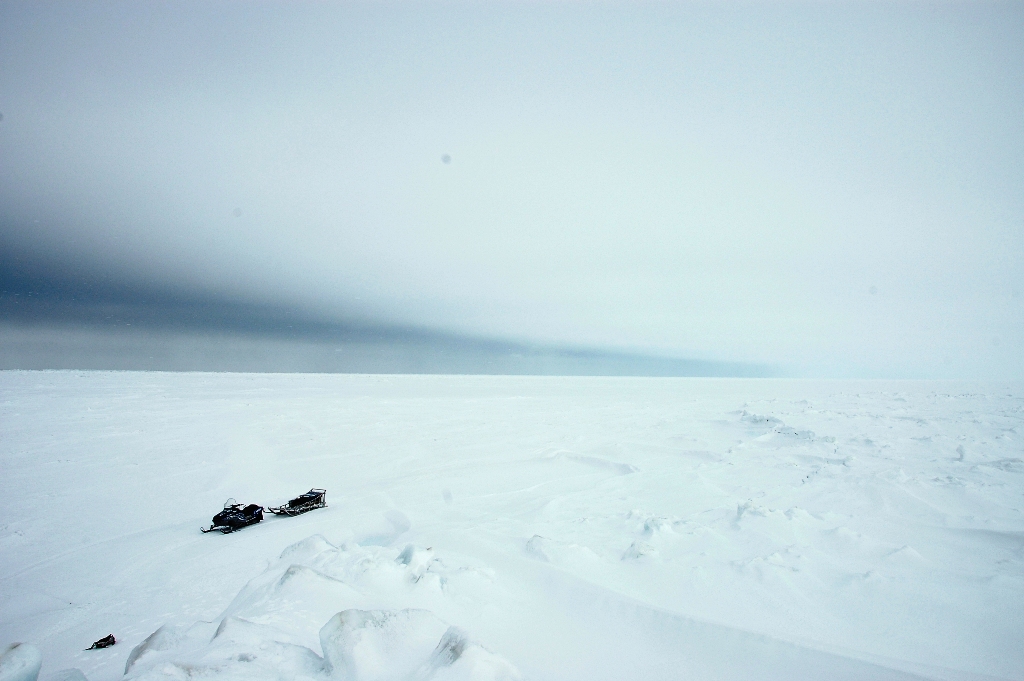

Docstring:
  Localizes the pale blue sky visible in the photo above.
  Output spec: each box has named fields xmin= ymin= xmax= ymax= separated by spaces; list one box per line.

xmin=1 ymin=1 xmax=1022 ymax=377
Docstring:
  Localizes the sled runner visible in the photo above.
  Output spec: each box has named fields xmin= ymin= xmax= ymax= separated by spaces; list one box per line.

xmin=202 ymin=499 xmax=264 ymax=533
xmin=86 ymin=634 xmax=116 ymax=650
xmin=268 ymin=488 xmax=327 ymax=516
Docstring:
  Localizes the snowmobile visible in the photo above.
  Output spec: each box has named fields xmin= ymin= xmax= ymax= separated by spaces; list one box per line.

xmin=268 ymin=488 xmax=327 ymax=516
xmin=201 ymin=499 xmax=264 ymax=533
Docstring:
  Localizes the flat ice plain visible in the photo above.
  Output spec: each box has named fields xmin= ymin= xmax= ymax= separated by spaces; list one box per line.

xmin=1 ymin=372 xmax=1021 ymax=681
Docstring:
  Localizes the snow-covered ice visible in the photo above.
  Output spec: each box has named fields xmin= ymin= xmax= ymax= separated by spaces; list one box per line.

xmin=1 ymin=372 xmax=1022 ymax=680
xmin=0 ymin=643 xmax=43 ymax=681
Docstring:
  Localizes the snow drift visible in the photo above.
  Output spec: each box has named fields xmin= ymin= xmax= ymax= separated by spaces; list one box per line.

xmin=122 ymin=536 xmax=520 ymax=681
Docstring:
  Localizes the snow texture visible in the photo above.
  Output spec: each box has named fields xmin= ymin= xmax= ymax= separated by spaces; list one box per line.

xmin=40 ymin=672 xmax=86 ymax=681
xmin=1 ymin=372 xmax=1023 ymax=681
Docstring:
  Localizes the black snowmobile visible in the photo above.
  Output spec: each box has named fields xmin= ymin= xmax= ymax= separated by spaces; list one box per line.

xmin=202 ymin=498 xmax=264 ymax=534
xmin=268 ymin=488 xmax=327 ymax=516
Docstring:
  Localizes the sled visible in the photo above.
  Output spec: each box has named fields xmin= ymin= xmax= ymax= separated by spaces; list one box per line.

xmin=202 ymin=499 xmax=264 ymax=534
xmin=268 ymin=488 xmax=327 ymax=517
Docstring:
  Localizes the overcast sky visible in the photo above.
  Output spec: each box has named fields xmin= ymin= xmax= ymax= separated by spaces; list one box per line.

xmin=1 ymin=1 xmax=1022 ymax=378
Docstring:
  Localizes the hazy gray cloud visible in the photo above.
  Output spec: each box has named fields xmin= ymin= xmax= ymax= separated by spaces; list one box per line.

xmin=0 ymin=242 xmax=767 ymax=375
xmin=1 ymin=1 xmax=1021 ymax=377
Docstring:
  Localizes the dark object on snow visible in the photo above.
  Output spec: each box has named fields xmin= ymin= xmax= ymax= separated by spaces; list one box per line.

xmin=86 ymin=634 xmax=116 ymax=650
xmin=268 ymin=488 xmax=327 ymax=516
xmin=201 ymin=498 xmax=264 ymax=533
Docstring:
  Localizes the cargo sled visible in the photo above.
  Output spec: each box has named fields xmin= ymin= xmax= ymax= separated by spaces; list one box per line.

xmin=202 ymin=499 xmax=264 ymax=534
xmin=268 ymin=488 xmax=327 ymax=516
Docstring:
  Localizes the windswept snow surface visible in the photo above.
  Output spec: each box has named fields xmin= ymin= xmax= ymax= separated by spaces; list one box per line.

xmin=0 ymin=372 xmax=1022 ymax=681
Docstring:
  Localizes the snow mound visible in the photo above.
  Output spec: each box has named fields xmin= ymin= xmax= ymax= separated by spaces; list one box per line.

xmin=0 ymin=644 xmax=42 ymax=681
xmin=415 ymin=627 xmax=521 ymax=681
xmin=626 ymin=510 xmax=682 ymax=539
xmin=319 ymin=611 xmax=519 ymax=681
xmin=124 ymin=537 xmax=518 ymax=681
xmin=739 ymin=410 xmax=782 ymax=427
xmin=320 ymin=609 xmax=447 ymax=679
xmin=125 ymin=625 xmax=186 ymax=674
xmin=622 ymin=540 xmax=657 ymax=560
xmin=280 ymin=534 xmax=337 ymax=563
